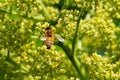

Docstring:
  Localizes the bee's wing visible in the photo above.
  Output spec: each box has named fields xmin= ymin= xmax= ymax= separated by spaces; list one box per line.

xmin=55 ymin=34 xmax=64 ymax=42
xmin=40 ymin=36 xmax=46 ymax=41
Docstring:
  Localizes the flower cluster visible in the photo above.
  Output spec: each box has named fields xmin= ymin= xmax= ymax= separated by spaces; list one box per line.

xmin=0 ymin=0 xmax=120 ymax=80
xmin=84 ymin=53 xmax=120 ymax=79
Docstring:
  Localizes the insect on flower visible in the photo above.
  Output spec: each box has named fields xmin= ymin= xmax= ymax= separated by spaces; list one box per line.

xmin=41 ymin=27 xmax=64 ymax=49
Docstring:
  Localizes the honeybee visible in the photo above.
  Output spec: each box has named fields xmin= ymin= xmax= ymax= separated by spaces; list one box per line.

xmin=41 ymin=27 xmax=64 ymax=49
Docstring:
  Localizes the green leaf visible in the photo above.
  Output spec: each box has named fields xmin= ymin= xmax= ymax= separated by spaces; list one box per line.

xmin=11 ymin=5 xmax=17 ymax=11
xmin=36 ymin=38 xmax=44 ymax=47
xmin=0 ymin=0 xmax=5 ymax=3
xmin=8 ymin=14 xmax=19 ymax=19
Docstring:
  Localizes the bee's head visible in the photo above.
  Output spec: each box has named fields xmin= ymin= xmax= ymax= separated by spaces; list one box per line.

xmin=45 ymin=27 xmax=51 ymax=30
xmin=45 ymin=27 xmax=52 ymax=37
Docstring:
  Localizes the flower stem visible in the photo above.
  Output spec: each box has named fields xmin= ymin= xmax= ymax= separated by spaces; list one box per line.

xmin=70 ymin=7 xmax=87 ymax=79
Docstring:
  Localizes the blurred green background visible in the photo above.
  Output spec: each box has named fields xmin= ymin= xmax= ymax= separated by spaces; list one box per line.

xmin=0 ymin=0 xmax=120 ymax=80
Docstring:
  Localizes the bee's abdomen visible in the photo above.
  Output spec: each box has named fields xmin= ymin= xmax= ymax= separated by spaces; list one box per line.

xmin=46 ymin=41 xmax=53 ymax=49
xmin=45 ymin=37 xmax=54 ymax=49
xmin=46 ymin=41 xmax=53 ymax=46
